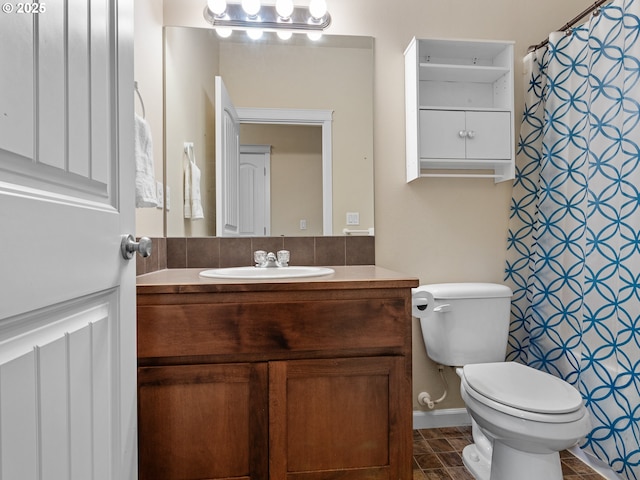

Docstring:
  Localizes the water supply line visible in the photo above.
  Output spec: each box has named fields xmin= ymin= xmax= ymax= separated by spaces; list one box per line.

xmin=417 ymin=364 xmax=448 ymax=409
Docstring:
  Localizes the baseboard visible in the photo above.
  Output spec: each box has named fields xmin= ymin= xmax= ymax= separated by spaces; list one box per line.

xmin=413 ymin=408 xmax=471 ymax=430
xmin=568 ymin=445 xmax=621 ymax=480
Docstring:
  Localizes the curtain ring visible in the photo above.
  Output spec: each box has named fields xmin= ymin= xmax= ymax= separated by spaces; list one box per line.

xmin=592 ymin=7 xmax=601 ymax=16
xmin=564 ymin=28 xmax=573 ymax=36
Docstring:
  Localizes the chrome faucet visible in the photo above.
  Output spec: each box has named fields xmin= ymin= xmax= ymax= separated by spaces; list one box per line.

xmin=254 ymin=250 xmax=290 ymax=268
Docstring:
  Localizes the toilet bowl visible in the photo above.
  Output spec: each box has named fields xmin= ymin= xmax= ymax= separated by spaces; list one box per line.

xmin=412 ymin=283 xmax=592 ymax=480
xmin=459 ymin=362 xmax=591 ymax=480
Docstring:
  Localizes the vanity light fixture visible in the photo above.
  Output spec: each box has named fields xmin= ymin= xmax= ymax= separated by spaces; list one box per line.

xmin=207 ymin=0 xmax=227 ymax=15
xmin=203 ymin=0 xmax=331 ymax=39
xmin=275 ymin=0 xmax=294 ymax=19
xmin=241 ymin=0 xmax=261 ymax=17
xmin=277 ymin=30 xmax=293 ymax=40
xmin=308 ymin=0 xmax=327 ymax=20
xmin=247 ymin=28 xmax=264 ymax=40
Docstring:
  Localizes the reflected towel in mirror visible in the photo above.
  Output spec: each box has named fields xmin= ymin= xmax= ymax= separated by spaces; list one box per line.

xmin=183 ymin=144 xmax=204 ymax=219
xmin=135 ymin=113 xmax=158 ymax=208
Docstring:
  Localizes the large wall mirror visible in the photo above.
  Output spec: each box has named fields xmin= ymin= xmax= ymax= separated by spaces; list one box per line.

xmin=164 ymin=27 xmax=374 ymax=237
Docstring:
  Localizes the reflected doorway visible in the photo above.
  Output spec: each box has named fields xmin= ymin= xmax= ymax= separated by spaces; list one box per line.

xmin=240 ymin=124 xmax=323 ymax=237
xmin=239 ymin=144 xmax=270 ymax=236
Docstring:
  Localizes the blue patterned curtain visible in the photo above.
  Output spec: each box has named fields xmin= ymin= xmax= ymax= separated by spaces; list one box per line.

xmin=505 ymin=0 xmax=640 ymax=478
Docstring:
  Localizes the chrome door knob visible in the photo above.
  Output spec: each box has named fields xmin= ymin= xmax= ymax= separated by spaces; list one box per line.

xmin=121 ymin=234 xmax=152 ymax=260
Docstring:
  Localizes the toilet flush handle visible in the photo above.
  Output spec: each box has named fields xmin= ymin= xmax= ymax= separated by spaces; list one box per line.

xmin=433 ymin=304 xmax=451 ymax=313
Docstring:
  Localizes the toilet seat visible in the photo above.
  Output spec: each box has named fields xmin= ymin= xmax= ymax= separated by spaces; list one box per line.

xmin=462 ymin=362 xmax=586 ymax=423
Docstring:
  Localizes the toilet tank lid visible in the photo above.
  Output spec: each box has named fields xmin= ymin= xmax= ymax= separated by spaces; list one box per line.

xmin=413 ymin=283 xmax=513 ymax=299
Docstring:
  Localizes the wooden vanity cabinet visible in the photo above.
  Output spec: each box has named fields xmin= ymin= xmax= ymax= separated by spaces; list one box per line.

xmin=136 ymin=269 xmax=417 ymax=480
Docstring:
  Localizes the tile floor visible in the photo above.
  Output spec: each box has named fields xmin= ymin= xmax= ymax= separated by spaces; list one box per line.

xmin=413 ymin=427 xmax=605 ymax=480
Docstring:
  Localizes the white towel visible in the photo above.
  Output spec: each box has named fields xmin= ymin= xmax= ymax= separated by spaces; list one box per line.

xmin=183 ymin=145 xmax=204 ymax=219
xmin=134 ymin=114 xmax=158 ymax=208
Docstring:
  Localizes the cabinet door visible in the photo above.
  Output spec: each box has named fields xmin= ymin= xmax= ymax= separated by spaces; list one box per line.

xmin=138 ymin=363 xmax=268 ymax=480
xmin=419 ymin=110 xmax=466 ymax=159
xmin=269 ymin=356 xmax=410 ymax=480
xmin=419 ymin=110 xmax=511 ymax=161
xmin=465 ymin=111 xmax=511 ymax=160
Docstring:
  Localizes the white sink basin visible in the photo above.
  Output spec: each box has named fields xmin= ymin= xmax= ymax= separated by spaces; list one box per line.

xmin=199 ymin=266 xmax=335 ymax=279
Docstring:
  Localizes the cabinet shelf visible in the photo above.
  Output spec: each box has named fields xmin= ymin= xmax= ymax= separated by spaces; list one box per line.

xmin=419 ymin=63 xmax=510 ymax=83
xmin=419 ymin=158 xmax=514 ymax=182
xmin=420 ymin=105 xmax=510 ymax=112
xmin=421 ymin=158 xmax=513 ymax=165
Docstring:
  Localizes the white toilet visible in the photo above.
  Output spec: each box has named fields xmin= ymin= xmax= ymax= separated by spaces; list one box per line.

xmin=413 ymin=283 xmax=591 ymax=480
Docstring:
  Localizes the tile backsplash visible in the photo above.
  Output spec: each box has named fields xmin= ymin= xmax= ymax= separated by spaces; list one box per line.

xmin=137 ymin=236 xmax=375 ymax=275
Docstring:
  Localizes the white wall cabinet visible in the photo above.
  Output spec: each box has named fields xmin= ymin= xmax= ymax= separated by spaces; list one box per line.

xmin=405 ymin=38 xmax=515 ymax=182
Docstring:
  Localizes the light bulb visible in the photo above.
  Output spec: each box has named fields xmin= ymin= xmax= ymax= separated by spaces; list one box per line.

xmin=207 ymin=0 xmax=227 ymax=16
xmin=215 ymin=27 xmax=233 ymax=38
xmin=277 ymin=30 xmax=293 ymax=40
xmin=247 ymin=28 xmax=263 ymax=40
xmin=241 ymin=0 xmax=261 ymax=16
xmin=309 ymin=0 xmax=327 ymax=19
xmin=307 ymin=31 xmax=322 ymax=41
xmin=275 ymin=0 xmax=294 ymax=19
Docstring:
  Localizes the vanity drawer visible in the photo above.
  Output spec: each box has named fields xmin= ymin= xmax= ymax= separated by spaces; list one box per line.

xmin=137 ymin=297 xmax=408 ymax=360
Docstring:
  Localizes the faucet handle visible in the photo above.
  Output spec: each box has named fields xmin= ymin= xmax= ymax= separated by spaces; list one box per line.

xmin=277 ymin=250 xmax=290 ymax=267
xmin=254 ymin=250 xmax=267 ymax=266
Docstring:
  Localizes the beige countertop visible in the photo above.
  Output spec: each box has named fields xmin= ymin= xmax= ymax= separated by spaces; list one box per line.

xmin=137 ymin=265 xmax=419 ymax=294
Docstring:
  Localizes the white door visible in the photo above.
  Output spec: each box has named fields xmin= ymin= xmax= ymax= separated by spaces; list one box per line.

xmin=239 ymin=145 xmax=271 ymax=236
xmin=215 ymin=76 xmax=240 ymax=237
xmin=0 ymin=1 xmax=137 ymax=479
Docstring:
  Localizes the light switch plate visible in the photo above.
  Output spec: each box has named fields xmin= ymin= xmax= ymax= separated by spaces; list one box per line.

xmin=346 ymin=212 xmax=360 ymax=225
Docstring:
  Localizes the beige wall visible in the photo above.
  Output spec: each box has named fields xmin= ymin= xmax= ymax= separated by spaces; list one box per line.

xmin=164 ymin=26 xmax=219 ymax=237
xmin=133 ymin=0 xmax=164 ymax=236
xmin=136 ymin=0 xmax=597 ymax=411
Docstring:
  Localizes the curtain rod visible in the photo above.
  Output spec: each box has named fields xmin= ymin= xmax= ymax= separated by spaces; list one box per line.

xmin=527 ymin=0 xmax=612 ymax=52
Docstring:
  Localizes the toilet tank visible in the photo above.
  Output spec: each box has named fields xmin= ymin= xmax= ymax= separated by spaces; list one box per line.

xmin=413 ymin=283 xmax=513 ymax=366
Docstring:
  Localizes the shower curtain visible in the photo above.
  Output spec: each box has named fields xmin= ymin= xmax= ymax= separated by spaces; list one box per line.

xmin=505 ymin=0 xmax=640 ymax=478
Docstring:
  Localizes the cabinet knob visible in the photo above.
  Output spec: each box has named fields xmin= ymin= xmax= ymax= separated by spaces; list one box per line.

xmin=458 ymin=130 xmax=467 ymax=138
xmin=466 ymin=130 xmax=476 ymax=139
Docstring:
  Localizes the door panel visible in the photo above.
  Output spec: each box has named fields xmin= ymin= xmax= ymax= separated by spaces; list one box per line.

xmin=465 ymin=111 xmax=512 ymax=159
xmin=138 ymin=363 xmax=269 ymax=480
xmin=0 ymin=293 xmax=116 ymax=480
xmin=419 ymin=110 xmax=465 ymax=159
xmin=0 ymin=1 xmax=136 ymax=478
xmin=240 ymin=146 xmax=270 ymax=236
xmin=215 ymin=76 xmax=240 ymax=236
xmin=270 ymin=357 xmax=403 ymax=480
